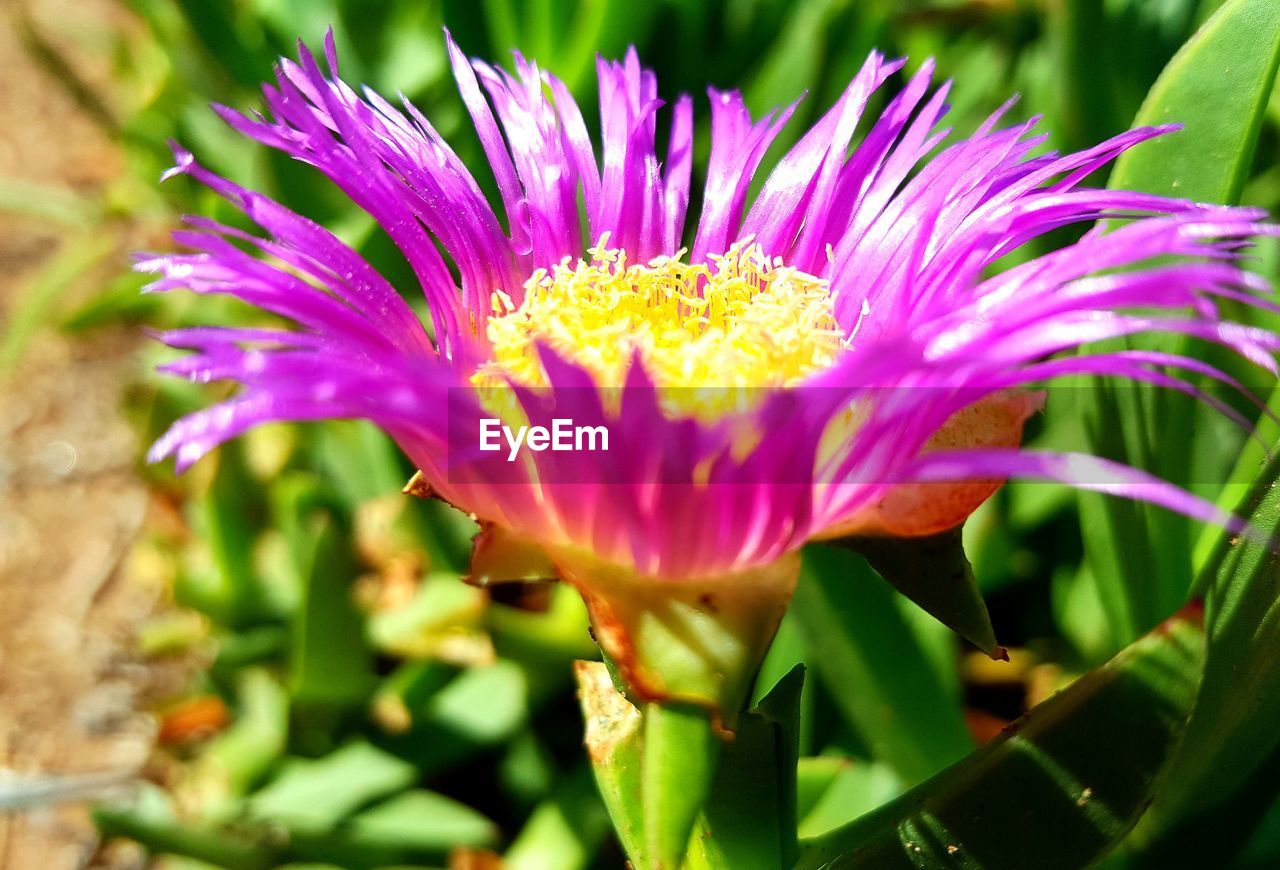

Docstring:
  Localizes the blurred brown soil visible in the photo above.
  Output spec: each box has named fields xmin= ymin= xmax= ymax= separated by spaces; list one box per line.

xmin=0 ymin=1 xmax=167 ymax=866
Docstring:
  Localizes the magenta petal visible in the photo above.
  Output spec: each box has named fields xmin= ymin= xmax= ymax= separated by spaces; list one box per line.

xmin=691 ymin=89 xmax=797 ymax=263
xmin=902 ymin=449 xmax=1249 ymax=536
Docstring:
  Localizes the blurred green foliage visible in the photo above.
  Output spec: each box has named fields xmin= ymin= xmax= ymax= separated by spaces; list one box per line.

xmin=5 ymin=0 xmax=1278 ymax=866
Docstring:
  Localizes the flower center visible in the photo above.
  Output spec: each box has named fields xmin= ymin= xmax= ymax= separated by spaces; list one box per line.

xmin=473 ymin=239 xmax=843 ymax=417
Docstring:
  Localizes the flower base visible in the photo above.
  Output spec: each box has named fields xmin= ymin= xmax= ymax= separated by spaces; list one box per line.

xmin=555 ymin=550 xmax=802 ymax=725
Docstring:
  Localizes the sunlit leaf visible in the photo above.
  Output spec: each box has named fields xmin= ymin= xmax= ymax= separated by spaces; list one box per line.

xmin=504 ymin=765 xmax=611 ymax=870
xmin=247 ymin=741 xmax=417 ymax=828
xmin=202 ymin=668 xmax=289 ymax=800
xmin=94 ymin=784 xmax=276 ymax=869
xmin=1109 ymin=0 xmax=1280 ymax=204
xmin=791 ymin=545 xmax=974 ymax=785
xmin=1080 ymin=0 xmax=1280 ymax=644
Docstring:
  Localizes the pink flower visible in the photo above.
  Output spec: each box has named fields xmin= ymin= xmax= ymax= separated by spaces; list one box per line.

xmin=145 ymin=32 xmax=1277 ymax=710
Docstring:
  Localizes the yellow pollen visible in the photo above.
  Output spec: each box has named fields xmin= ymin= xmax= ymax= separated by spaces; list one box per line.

xmin=473 ymin=238 xmax=843 ymax=418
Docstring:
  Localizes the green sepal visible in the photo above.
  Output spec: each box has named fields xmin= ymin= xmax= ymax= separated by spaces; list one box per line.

xmin=834 ymin=526 xmax=1003 ymax=659
xmin=575 ymin=659 xmax=649 ymax=866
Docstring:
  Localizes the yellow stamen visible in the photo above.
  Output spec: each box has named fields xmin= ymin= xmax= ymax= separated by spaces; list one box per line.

xmin=473 ymin=238 xmax=843 ymax=418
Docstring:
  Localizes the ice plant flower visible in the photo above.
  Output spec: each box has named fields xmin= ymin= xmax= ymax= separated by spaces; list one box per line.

xmin=146 ymin=32 xmax=1279 ymax=717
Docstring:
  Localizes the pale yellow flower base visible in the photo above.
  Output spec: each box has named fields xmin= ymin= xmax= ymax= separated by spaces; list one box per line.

xmin=553 ymin=548 xmax=801 ymax=726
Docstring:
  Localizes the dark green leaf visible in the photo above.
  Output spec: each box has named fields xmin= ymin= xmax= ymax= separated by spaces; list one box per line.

xmin=836 ymin=527 xmax=1003 ymax=659
xmin=754 ymin=612 xmax=816 ymax=755
xmin=797 ymin=609 xmax=1205 ymax=869
xmin=1125 ymin=443 xmax=1280 ymax=859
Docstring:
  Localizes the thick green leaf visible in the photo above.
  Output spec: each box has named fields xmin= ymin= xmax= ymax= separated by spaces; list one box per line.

xmin=273 ymin=478 xmax=377 ymax=714
xmin=366 ymin=571 xmax=487 ymax=658
xmin=504 ymin=766 xmax=610 ymax=870
xmin=94 ymin=784 xmax=276 ymax=869
xmin=796 ymin=609 xmax=1205 ymax=869
xmin=798 ymin=760 xmax=903 ymax=841
xmin=576 ymin=660 xmax=647 ymax=864
xmin=207 ymin=622 xmax=288 ymax=675
xmin=1193 ymin=376 xmax=1280 ymax=571
xmin=1124 ymin=442 xmax=1280 ymax=860
xmin=201 ymin=667 xmax=289 ymax=801
xmin=797 ymin=757 xmax=853 ymax=825
xmin=1127 ymin=742 xmax=1280 ymax=868
xmin=791 ymin=545 xmax=974 ymax=785
xmin=378 ymin=660 xmax=531 ymax=774
xmin=754 ymin=611 xmax=816 ymax=755
xmin=286 ymin=788 xmax=499 ymax=865
xmin=421 ymin=660 xmax=529 ymax=744
xmin=148 ymin=762 xmax=454 ymax=864
xmin=370 ymin=658 xmax=459 ymax=739
xmin=1080 ymin=0 xmax=1280 ymax=644
xmin=246 ymin=741 xmax=417 ymax=829
xmin=1108 ymin=0 xmax=1280 ymax=204
xmin=686 ymin=666 xmax=805 ymax=869
xmin=349 ymin=788 xmax=498 ymax=849
xmin=578 ymin=661 xmax=804 ymax=870
xmin=486 ymin=581 xmax=598 ymax=676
